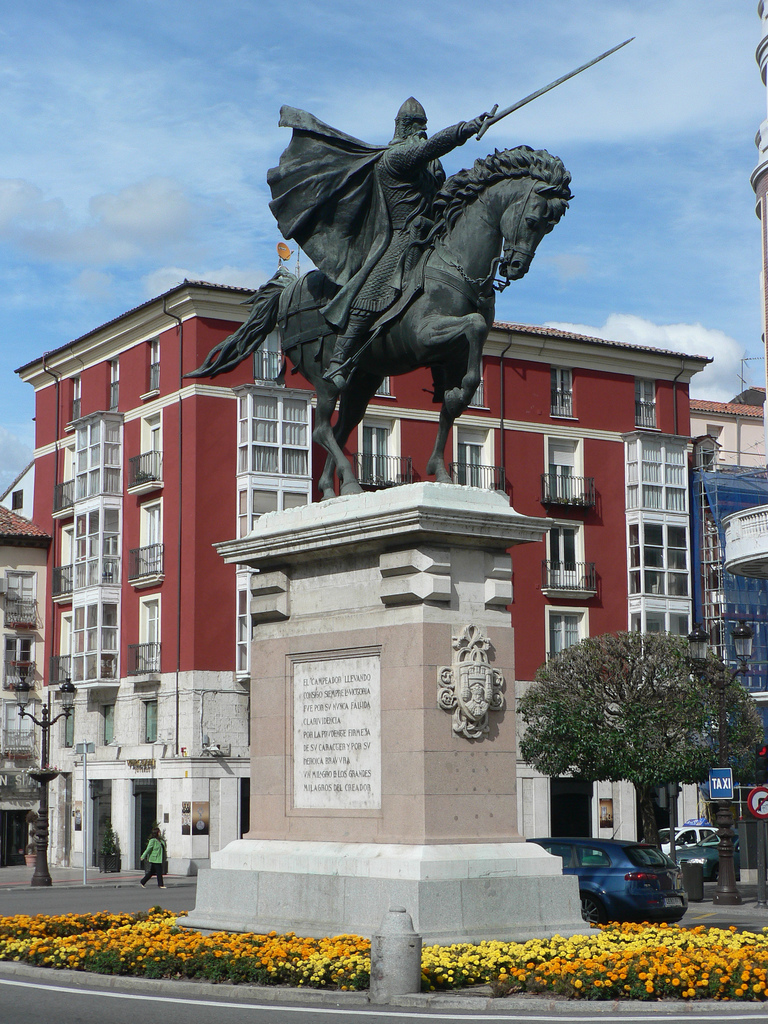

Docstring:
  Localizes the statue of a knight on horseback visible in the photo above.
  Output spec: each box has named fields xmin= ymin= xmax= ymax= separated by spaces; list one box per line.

xmin=191 ymin=42 xmax=630 ymax=498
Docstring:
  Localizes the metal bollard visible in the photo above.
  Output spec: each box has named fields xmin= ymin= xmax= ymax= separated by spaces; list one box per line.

xmin=369 ymin=906 xmax=423 ymax=1004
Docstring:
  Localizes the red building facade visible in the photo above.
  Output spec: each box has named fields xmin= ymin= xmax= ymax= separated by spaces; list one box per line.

xmin=16 ymin=281 xmax=707 ymax=868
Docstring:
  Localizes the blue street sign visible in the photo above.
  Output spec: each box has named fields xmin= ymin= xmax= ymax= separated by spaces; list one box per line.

xmin=709 ymin=768 xmax=734 ymax=800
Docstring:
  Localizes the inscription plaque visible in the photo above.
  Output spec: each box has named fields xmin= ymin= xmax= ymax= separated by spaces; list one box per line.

xmin=293 ymin=654 xmax=381 ymax=810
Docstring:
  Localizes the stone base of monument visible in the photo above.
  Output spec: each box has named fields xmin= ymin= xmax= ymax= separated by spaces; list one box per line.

xmin=184 ymin=839 xmax=582 ymax=942
xmin=182 ymin=483 xmax=585 ymax=942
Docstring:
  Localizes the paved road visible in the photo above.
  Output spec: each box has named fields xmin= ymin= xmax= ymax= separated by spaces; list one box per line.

xmin=3 ymin=867 xmax=768 ymax=1020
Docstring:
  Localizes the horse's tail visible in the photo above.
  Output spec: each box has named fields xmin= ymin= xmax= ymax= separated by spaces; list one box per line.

xmin=187 ymin=267 xmax=296 ymax=378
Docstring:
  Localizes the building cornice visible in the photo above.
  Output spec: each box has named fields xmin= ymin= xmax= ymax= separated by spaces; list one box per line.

xmin=16 ymin=284 xmax=252 ymax=390
xmin=484 ymin=326 xmax=708 ymax=383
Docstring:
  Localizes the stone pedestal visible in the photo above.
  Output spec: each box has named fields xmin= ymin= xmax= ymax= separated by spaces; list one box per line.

xmin=183 ymin=483 xmax=583 ymax=941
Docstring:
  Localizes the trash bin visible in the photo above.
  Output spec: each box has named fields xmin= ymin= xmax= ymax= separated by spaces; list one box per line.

xmin=680 ymin=861 xmax=704 ymax=902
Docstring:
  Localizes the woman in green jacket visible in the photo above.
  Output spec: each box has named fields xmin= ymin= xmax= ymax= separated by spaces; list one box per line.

xmin=140 ymin=827 xmax=166 ymax=888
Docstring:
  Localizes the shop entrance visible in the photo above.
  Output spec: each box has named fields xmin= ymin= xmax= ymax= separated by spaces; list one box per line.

xmin=133 ymin=780 xmax=157 ymax=869
xmin=550 ymin=779 xmax=592 ymax=837
xmin=90 ymin=780 xmax=112 ymax=868
xmin=1 ymin=809 xmax=28 ymax=866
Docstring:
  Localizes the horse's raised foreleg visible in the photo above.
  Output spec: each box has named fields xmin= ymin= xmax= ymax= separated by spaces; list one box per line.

xmin=418 ymin=312 xmax=489 ymax=482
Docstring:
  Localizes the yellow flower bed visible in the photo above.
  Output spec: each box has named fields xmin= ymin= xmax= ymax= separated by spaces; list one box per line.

xmin=2 ymin=911 xmax=768 ymax=1000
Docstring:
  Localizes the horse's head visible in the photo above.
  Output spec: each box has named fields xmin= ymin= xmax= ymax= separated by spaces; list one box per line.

xmin=496 ymin=157 xmax=572 ymax=282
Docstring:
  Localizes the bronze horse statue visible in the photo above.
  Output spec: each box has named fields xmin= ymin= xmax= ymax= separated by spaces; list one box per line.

xmin=190 ymin=146 xmax=571 ymax=498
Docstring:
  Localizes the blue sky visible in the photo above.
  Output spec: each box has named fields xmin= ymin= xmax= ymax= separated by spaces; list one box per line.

xmin=0 ymin=1 xmax=764 ymax=490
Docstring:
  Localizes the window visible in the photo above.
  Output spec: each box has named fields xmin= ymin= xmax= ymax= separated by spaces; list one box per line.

xmin=108 ymin=359 xmax=119 ymax=410
xmin=254 ymin=330 xmax=281 ymax=382
xmin=628 ymin=522 xmax=688 ymax=598
xmin=72 ymin=602 xmax=118 ymax=681
xmin=11 ymin=489 xmax=22 ymax=510
xmin=75 ymin=508 xmax=120 ymax=587
xmin=148 ymin=338 xmax=160 ymax=392
xmin=362 ymin=423 xmax=390 ymax=484
xmin=551 ymin=367 xmax=573 ymax=417
xmin=3 ymin=635 xmax=33 ymax=689
xmin=546 ymin=439 xmax=576 ymax=502
xmin=625 ymin=436 xmax=687 ymax=513
xmin=630 ymin=609 xmax=690 ymax=635
xmin=74 ymin=417 xmax=122 ymax=499
xmin=455 ymin=427 xmax=491 ymax=488
xmin=548 ymin=525 xmax=576 ymax=586
xmin=635 ymin=378 xmax=656 ymax=428
xmin=237 ymin=587 xmax=250 ymax=674
xmin=238 ymin=391 xmax=310 ymax=477
xmin=144 ymin=700 xmax=158 ymax=743
xmin=103 ymin=704 xmax=115 ymax=744
xmin=3 ymin=702 xmax=35 ymax=753
xmin=375 ymin=378 xmax=392 ymax=397
xmin=72 ymin=376 xmax=81 ymax=421
xmin=547 ymin=610 xmax=584 ymax=657
xmin=6 ymin=572 xmax=36 ymax=625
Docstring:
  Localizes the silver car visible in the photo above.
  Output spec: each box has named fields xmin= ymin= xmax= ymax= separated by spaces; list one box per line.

xmin=657 ymin=825 xmax=717 ymax=855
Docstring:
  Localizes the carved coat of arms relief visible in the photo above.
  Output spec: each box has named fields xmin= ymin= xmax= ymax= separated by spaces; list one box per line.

xmin=437 ymin=625 xmax=505 ymax=739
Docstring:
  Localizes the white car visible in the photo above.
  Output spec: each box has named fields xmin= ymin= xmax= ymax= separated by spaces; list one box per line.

xmin=658 ymin=825 xmax=717 ymax=855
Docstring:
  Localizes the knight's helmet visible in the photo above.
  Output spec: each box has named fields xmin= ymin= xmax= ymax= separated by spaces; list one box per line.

xmin=391 ymin=97 xmax=427 ymax=142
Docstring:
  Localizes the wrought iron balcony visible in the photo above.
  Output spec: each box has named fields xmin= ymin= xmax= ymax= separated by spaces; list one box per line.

xmin=52 ymin=564 xmax=74 ymax=599
xmin=4 ymin=598 xmax=37 ymax=628
xmin=127 ymin=642 xmax=161 ymax=676
xmin=541 ymin=560 xmax=597 ymax=594
xmin=541 ymin=473 xmax=596 ymax=508
xmin=128 ymin=543 xmax=164 ymax=581
xmin=635 ymin=400 xmax=657 ymax=428
xmin=1 ymin=729 xmax=36 ymax=757
xmin=49 ymin=654 xmax=72 ymax=685
xmin=53 ymin=479 xmax=75 ymax=513
xmin=128 ymin=451 xmax=163 ymax=490
xmin=352 ymin=453 xmax=413 ymax=488
xmin=551 ymin=388 xmax=573 ymax=417
xmin=450 ymin=462 xmax=505 ymax=491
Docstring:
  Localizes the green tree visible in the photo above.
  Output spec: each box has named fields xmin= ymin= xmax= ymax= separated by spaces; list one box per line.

xmin=518 ymin=631 xmax=762 ymax=846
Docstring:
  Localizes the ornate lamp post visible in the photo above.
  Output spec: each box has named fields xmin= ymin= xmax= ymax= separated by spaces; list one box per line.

xmin=688 ymin=621 xmax=753 ymax=906
xmin=15 ymin=678 xmax=76 ymax=887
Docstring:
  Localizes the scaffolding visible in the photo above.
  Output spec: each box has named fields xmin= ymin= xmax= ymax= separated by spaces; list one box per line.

xmin=691 ymin=463 xmax=768 ymax=710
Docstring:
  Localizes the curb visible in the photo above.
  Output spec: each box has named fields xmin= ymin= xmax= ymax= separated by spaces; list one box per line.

xmin=2 ymin=960 xmax=768 ymax=1015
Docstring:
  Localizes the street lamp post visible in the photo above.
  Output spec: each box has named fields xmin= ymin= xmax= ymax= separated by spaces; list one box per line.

xmin=688 ymin=621 xmax=753 ymax=907
xmin=15 ymin=678 xmax=76 ymax=887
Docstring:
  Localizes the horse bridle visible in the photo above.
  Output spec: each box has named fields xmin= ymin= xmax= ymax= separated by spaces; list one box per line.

xmin=435 ymin=179 xmax=543 ymax=296
xmin=497 ymin=180 xmax=540 ymax=287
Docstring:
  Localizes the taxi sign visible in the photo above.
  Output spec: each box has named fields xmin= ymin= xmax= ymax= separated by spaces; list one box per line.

xmin=709 ymin=768 xmax=733 ymax=800
xmin=748 ymin=786 xmax=768 ymax=820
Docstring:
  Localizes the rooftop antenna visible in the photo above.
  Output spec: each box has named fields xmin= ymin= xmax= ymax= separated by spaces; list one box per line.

xmin=740 ymin=355 xmax=765 ymax=392
xmin=277 ymin=241 xmax=299 ymax=277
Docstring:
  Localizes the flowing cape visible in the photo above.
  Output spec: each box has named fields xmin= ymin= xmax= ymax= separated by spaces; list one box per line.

xmin=267 ymin=106 xmax=393 ymax=329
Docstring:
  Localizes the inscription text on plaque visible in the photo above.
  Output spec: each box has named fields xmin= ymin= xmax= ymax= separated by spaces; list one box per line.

xmin=293 ymin=655 xmax=381 ymax=810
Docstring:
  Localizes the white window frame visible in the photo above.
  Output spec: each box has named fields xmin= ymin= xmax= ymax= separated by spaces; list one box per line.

xmin=236 ymin=581 xmax=250 ymax=677
xmin=550 ymin=366 xmax=573 ymax=417
xmin=634 ymin=378 xmax=657 ymax=429
xmin=545 ymin=606 xmax=588 ymax=660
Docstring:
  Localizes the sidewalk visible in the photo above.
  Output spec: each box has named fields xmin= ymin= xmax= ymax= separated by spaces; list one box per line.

xmin=0 ymin=863 xmax=193 ymax=888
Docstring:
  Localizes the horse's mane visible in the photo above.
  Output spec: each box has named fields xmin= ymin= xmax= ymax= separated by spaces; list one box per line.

xmin=432 ymin=146 xmax=573 ymax=235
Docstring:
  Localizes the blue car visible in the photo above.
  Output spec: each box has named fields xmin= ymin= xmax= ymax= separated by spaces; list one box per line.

xmin=527 ymin=837 xmax=688 ymax=925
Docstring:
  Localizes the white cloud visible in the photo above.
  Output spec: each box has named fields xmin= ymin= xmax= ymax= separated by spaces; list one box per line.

xmin=142 ymin=265 xmax=268 ymax=298
xmin=0 ymin=176 xmax=195 ymax=265
xmin=544 ymin=314 xmax=752 ymax=402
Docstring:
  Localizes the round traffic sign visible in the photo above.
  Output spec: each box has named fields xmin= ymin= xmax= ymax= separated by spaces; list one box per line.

xmin=748 ymin=786 xmax=768 ymax=819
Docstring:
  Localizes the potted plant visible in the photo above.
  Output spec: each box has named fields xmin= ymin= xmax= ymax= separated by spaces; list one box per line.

xmin=98 ymin=820 xmax=121 ymax=873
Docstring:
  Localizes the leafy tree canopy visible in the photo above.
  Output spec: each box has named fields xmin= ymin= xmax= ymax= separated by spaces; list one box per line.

xmin=518 ymin=632 xmax=762 ymax=843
